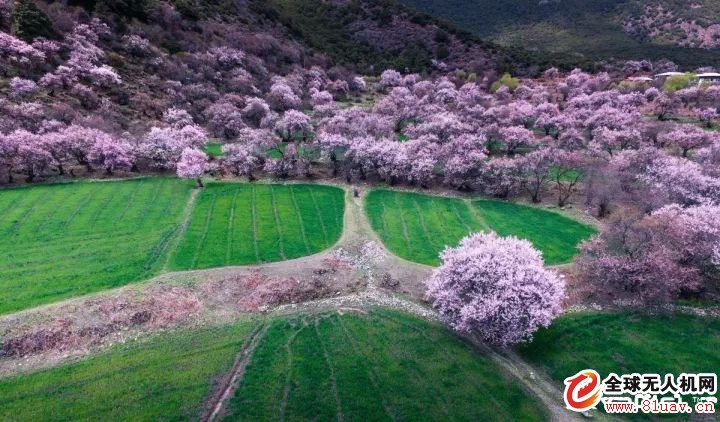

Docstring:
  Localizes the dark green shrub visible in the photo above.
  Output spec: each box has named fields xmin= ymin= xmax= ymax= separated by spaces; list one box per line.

xmin=12 ymin=0 xmax=58 ymax=41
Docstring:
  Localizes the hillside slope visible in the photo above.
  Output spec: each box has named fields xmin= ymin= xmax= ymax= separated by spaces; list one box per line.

xmin=398 ymin=0 xmax=720 ymax=69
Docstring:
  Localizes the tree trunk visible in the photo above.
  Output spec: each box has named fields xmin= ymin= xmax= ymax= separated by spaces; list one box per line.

xmin=598 ymin=201 xmax=610 ymax=218
xmin=558 ymin=195 xmax=568 ymax=207
xmin=196 ymin=177 xmax=204 ymax=188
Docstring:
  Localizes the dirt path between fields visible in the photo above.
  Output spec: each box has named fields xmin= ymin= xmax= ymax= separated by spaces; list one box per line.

xmin=203 ymin=322 xmax=269 ymax=422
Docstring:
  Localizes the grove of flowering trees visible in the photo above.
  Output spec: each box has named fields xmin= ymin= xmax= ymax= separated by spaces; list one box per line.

xmin=1 ymin=0 xmax=719 ymax=309
xmin=577 ymin=204 xmax=720 ymax=303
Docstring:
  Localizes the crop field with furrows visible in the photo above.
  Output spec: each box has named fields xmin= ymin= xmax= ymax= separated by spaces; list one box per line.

xmin=471 ymin=200 xmax=597 ymax=265
xmin=0 ymin=178 xmax=194 ymax=314
xmin=226 ymin=308 xmax=546 ymax=421
xmin=170 ymin=183 xmax=345 ymax=270
xmin=518 ymin=311 xmax=720 ymax=384
xmin=365 ymin=189 xmax=595 ymax=266
xmin=0 ymin=309 xmax=548 ymax=420
xmin=0 ymin=321 xmax=257 ymax=421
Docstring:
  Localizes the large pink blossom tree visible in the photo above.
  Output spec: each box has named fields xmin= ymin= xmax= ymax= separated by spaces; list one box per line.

xmin=426 ymin=232 xmax=565 ymax=346
xmin=88 ymin=135 xmax=134 ymax=175
xmin=223 ymin=143 xmax=258 ymax=180
xmin=11 ymin=130 xmax=52 ymax=182
xmin=266 ymin=80 xmax=301 ymax=111
xmin=176 ymin=148 xmax=209 ymax=187
xmin=659 ymin=126 xmax=712 ymax=157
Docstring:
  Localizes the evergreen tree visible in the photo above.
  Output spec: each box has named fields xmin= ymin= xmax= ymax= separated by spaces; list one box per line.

xmin=11 ymin=0 xmax=57 ymax=42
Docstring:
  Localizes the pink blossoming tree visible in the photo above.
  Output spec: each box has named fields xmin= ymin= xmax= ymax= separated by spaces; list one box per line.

xmin=426 ymin=232 xmax=564 ymax=346
xmin=176 ymin=148 xmax=209 ymax=187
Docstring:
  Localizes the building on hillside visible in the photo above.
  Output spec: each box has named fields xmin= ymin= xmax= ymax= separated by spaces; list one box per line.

xmin=628 ymin=76 xmax=653 ymax=83
xmin=697 ymin=73 xmax=720 ymax=84
xmin=653 ymin=71 xmax=686 ymax=79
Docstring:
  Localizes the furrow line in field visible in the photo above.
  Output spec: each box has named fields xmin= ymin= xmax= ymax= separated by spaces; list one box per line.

xmin=190 ymin=193 xmax=218 ymax=269
xmin=450 ymin=201 xmax=476 ymax=233
xmin=314 ymin=319 xmax=344 ymax=422
xmin=367 ymin=314 xmax=452 ymax=419
xmin=5 ymin=191 xmax=49 ymax=236
xmin=0 ymin=193 xmax=25 ymax=225
xmin=278 ymin=325 xmax=304 ymax=421
xmin=87 ymin=184 xmax=133 ymax=230
xmin=269 ymin=186 xmax=287 ymax=261
xmin=33 ymin=188 xmax=70 ymax=235
xmin=412 ymin=197 xmax=439 ymax=251
xmin=289 ymin=186 xmax=311 ymax=254
xmin=59 ymin=190 xmax=95 ymax=232
xmin=335 ymin=315 xmax=397 ymax=421
xmin=465 ymin=200 xmax=492 ymax=232
xmin=251 ymin=186 xmax=260 ymax=263
xmin=308 ymin=188 xmax=329 ymax=246
xmin=392 ymin=193 xmax=413 ymax=255
xmin=116 ymin=179 xmax=144 ymax=222
xmin=137 ymin=178 xmax=164 ymax=223
xmin=226 ymin=188 xmax=239 ymax=265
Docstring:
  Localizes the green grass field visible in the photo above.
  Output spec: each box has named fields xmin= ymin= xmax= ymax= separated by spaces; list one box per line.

xmin=0 ymin=179 xmax=345 ymax=314
xmin=365 ymin=189 xmax=596 ymax=266
xmin=518 ymin=312 xmax=720 ymax=384
xmin=0 ymin=178 xmax=194 ymax=314
xmin=473 ymin=200 xmax=597 ymax=265
xmin=226 ymin=308 xmax=546 ymax=421
xmin=170 ymin=183 xmax=345 ymax=269
xmin=0 ymin=309 xmax=547 ymax=420
xmin=0 ymin=321 xmax=257 ymax=421
xmin=204 ymin=142 xmax=225 ymax=158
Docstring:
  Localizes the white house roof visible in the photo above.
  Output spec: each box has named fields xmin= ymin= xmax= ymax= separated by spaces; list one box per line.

xmin=629 ymin=76 xmax=653 ymax=82
xmin=697 ymin=73 xmax=720 ymax=78
xmin=654 ymin=72 xmax=686 ymax=77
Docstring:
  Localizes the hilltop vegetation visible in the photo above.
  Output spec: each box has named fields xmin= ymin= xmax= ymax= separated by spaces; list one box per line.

xmin=399 ymin=0 xmax=720 ymax=69
xmin=249 ymin=0 xmax=500 ymax=75
xmin=250 ymin=0 xmax=604 ymax=74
